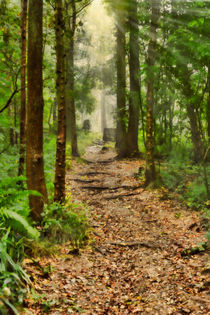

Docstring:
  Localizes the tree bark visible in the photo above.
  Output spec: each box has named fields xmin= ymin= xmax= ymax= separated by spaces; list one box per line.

xmin=207 ymin=64 xmax=210 ymax=145
xmin=127 ymin=0 xmax=141 ymax=157
xmin=116 ymin=12 xmax=127 ymax=158
xmin=101 ymin=89 xmax=107 ymax=133
xmin=54 ymin=0 xmax=66 ymax=203
xmin=145 ymin=0 xmax=160 ymax=185
xmin=65 ymin=0 xmax=79 ymax=157
xmin=18 ymin=0 xmax=27 ymax=176
xmin=181 ymin=66 xmax=203 ymax=162
xmin=26 ymin=0 xmax=48 ymax=221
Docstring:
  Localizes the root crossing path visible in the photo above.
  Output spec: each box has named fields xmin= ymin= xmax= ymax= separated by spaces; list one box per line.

xmin=25 ymin=145 xmax=209 ymax=315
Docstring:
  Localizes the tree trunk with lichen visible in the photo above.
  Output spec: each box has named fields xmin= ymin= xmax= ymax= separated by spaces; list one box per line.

xmin=145 ymin=0 xmax=160 ymax=185
xmin=54 ymin=0 xmax=66 ymax=203
xmin=26 ymin=0 xmax=48 ymax=221
xmin=18 ymin=0 xmax=27 ymax=176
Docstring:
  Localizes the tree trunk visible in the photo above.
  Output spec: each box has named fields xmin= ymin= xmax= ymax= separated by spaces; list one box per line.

xmin=13 ymin=97 xmax=18 ymax=145
xmin=66 ymin=0 xmax=79 ymax=157
xmin=127 ymin=0 xmax=141 ymax=157
xmin=101 ymin=89 xmax=107 ymax=133
xmin=26 ymin=0 xmax=48 ymax=221
xmin=18 ymin=0 xmax=27 ymax=176
xmin=54 ymin=0 xmax=66 ymax=203
xmin=207 ymin=64 xmax=210 ymax=145
xmin=145 ymin=0 xmax=160 ymax=185
xmin=182 ymin=67 xmax=203 ymax=162
xmin=116 ymin=12 xmax=127 ymax=157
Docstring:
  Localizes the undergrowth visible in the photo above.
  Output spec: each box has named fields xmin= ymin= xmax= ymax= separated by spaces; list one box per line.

xmin=41 ymin=198 xmax=89 ymax=248
xmin=0 ymin=130 xmax=91 ymax=313
xmin=159 ymin=144 xmax=210 ymax=227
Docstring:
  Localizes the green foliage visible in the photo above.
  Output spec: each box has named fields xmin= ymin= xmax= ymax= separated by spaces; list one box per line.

xmin=43 ymin=133 xmax=57 ymax=197
xmin=160 ymin=146 xmax=210 ymax=211
xmin=77 ymin=130 xmax=102 ymax=155
xmin=185 ymin=177 xmax=208 ymax=210
xmin=1 ymin=209 xmax=39 ymax=240
xmin=41 ymin=201 xmax=88 ymax=248
xmin=0 ymin=174 xmax=40 ymax=313
xmin=0 ymin=227 xmax=30 ymax=314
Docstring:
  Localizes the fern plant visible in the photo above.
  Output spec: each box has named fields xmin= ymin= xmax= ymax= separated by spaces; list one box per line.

xmin=0 ymin=227 xmax=31 ymax=315
xmin=0 ymin=208 xmax=39 ymax=240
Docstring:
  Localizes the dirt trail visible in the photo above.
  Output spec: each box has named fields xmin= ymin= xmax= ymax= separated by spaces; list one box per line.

xmin=25 ymin=145 xmax=209 ymax=314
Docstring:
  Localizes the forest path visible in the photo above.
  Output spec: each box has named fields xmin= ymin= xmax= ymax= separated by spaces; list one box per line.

xmin=25 ymin=145 xmax=209 ymax=314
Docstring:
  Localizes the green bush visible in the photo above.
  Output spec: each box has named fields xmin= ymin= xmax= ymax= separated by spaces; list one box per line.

xmin=0 ymin=176 xmax=40 ymax=314
xmin=0 ymin=227 xmax=31 ymax=314
xmin=42 ymin=202 xmax=88 ymax=248
xmin=185 ymin=178 xmax=207 ymax=210
xmin=160 ymin=147 xmax=209 ymax=211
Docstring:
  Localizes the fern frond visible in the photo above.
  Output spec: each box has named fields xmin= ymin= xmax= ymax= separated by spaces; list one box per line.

xmin=0 ymin=209 xmax=39 ymax=240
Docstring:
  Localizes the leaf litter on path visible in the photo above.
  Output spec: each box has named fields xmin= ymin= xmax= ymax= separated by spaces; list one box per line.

xmin=23 ymin=146 xmax=209 ymax=314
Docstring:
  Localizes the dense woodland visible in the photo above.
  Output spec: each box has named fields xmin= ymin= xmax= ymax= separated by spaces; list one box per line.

xmin=0 ymin=0 xmax=209 ymax=313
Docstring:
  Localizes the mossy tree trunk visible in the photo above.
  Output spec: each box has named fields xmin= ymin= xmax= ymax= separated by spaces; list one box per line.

xmin=207 ymin=65 xmax=210 ymax=145
xmin=26 ymin=0 xmax=48 ymax=221
xmin=18 ymin=0 xmax=27 ymax=176
xmin=54 ymin=0 xmax=66 ymax=203
xmin=65 ymin=0 xmax=79 ymax=157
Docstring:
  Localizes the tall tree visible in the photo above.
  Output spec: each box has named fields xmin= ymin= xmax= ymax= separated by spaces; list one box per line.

xmin=115 ymin=8 xmax=127 ymax=157
xmin=207 ymin=65 xmax=210 ymax=145
xmin=26 ymin=0 xmax=48 ymax=221
xmin=54 ymin=0 xmax=66 ymax=203
xmin=18 ymin=0 xmax=27 ymax=176
xmin=127 ymin=0 xmax=141 ymax=157
xmin=65 ymin=0 xmax=79 ymax=157
xmin=145 ymin=0 xmax=160 ymax=185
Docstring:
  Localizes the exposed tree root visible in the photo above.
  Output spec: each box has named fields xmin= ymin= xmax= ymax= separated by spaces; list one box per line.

xmin=80 ymin=184 xmax=142 ymax=191
xmin=69 ymin=178 xmax=101 ymax=184
xmin=106 ymin=240 xmax=160 ymax=249
xmin=104 ymin=192 xmax=141 ymax=200
xmin=78 ymin=171 xmax=113 ymax=176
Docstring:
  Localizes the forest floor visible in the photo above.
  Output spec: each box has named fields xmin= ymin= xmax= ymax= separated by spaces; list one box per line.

xmin=24 ymin=144 xmax=209 ymax=315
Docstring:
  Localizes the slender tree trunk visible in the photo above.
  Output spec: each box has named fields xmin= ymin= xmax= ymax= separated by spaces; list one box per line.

xmin=26 ymin=0 xmax=48 ymax=221
xmin=181 ymin=67 xmax=203 ymax=162
xmin=169 ymin=98 xmax=174 ymax=150
xmin=66 ymin=0 xmax=79 ymax=157
xmin=54 ymin=0 xmax=66 ymax=203
xmin=116 ymin=13 xmax=127 ymax=157
xmin=8 ymin=105 xmax=15 ymax=146
xmin=101 ymin=89 xmax=107 ymax=133
xmin=18 ymin=0 xmax=27 ymax=176
xmin=127 ymin=0 xmax=141 ymax=157
xmin=13 ymin=97 xmax=18 ymax=144
xmin=145 ymin=0 xmax=160 ymax=185
xmin=207 ymin=65 xmax=210 ymax=145
xmin=53 ymin=98 xmax=57 ymax=123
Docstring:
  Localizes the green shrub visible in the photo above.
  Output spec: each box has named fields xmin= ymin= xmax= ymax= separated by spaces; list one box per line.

xmin=42 ymin=202 xmax=88 ymax=248
xmin=160 ymin=146 xmax=209 ymax=212
xmin=0 ymin=227 xmax=31 ymax=314
xmin=185 ymin=178 xmax=207 ymax=210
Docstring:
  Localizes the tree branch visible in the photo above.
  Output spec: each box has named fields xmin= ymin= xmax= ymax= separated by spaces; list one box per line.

xmin=0 ymin=89 xmax=20 ymax=114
